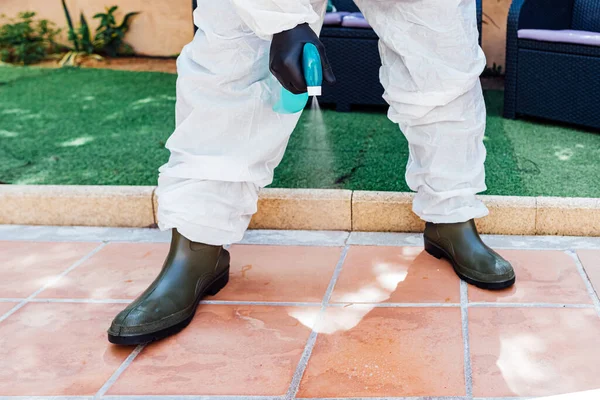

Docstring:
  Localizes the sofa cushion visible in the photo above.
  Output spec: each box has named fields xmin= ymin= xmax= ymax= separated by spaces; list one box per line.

xmin=341 ymin=13 xmax=372 ymax=29
xmin=324 ymin=12 xmax=350 ymax=26
xmin=518 ymin=29 xmax=600 ymax=47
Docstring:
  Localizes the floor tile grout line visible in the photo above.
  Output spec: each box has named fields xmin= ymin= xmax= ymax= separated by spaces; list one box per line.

xmin=322 ymin=246 xmax=350 ymax=306
xmin=285 ymin=245 xmax=350 ymax=400
xmin=199 ymin=301 xmax=321 ymax=307
xmin=473 ymin=398 xmax=537 ymax=400
xmin=0 ymin=397 xmax=95 ymax=400
xmin=467 ymin=302 xmax=595 ymax=309
xmin=5 ymin=226 xmax=600 ymax=250
xmin=4 ymin=297 xmax=594 ymax=309
xmin=0 ymin=397 xmax=475 ymax=400
xmin=0 ymin=395 xmax=539 ymax=400
xmin=291 ymin=397 xmax=468 ymax=400
xmin=100 ymin=397 xmax=284 ymax=400
xmin=21 ymin=299 xmax=325 ymax=306
xmin=327 ymin=302 xmax=461 ymax=308
xmin=460 ymin=281 xmax=473 ymax=399
xmin=286 ymin=398 xmax=468 ymax=400
xmin=95 ymin=397 xmax=468 ymax=400
xmin=567 ymin=250 xmax=600 ymax=317
xmin=28 ymin=298 xmax=134 ymax=304
xmin=0 ymin=242 xmax=106 ymax=324
xmin=95 ymin=344 xmax=145 ymax=398
xmin=286 ymin=330 xmax=319 ymax=400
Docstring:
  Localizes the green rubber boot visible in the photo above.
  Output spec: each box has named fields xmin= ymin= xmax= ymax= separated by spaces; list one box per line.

xmin=108 ymin=229 xmax=230 ymax=345
xmin=424 ymin=219 xmax=515 ymax=290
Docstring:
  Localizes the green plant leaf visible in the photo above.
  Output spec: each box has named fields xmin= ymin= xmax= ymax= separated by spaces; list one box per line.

xmin=61 ymin=0 xmax=79 ymax=51
xmin=0 ymin=10 xmax=60 ymax=64
xmin=79 ymin=13 xmax=93 ymax=54
xmin=118 ymin=12 xmax=139 ymax=31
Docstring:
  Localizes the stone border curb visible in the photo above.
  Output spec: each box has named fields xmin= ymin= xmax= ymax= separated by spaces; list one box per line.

xmin=1 ymin=185 xmax=598 ymax=236
xmin=0 ymin=185 xmax=155 ymax=228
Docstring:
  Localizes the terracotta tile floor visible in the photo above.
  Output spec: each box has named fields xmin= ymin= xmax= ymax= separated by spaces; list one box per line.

xmin=1 ymin=227 xmax=600 ymax=399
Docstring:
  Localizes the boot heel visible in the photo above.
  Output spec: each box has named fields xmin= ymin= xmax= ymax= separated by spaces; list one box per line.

xmin=424 ymin=240 xmax=444 ymax=260
xmin=206 ymin=267 xmax=230 ymax=296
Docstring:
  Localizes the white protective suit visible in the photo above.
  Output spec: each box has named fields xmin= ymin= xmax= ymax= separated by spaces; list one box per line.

xmin=156 ymin=0 xmax=489 ymax=245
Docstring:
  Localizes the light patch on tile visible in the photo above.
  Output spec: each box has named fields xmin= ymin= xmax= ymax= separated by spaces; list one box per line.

xmin=496 ymin=333 xmax=555 ymax=392
xmin=59 ymin=136 xmax=94 ymax=147
xmin=470 ymin=308 xmax=600 ymax=397
xmin=331 ymin=246 xmax=460 ymax=304
xmin=334 ymin=257 xmax=410 ymax=304
xmin=313 ymin=304 xmax=377 ymax=334
xmin=288 ymin=308 xmax=322 ymax=331
xmin=236 ymin=308 xmax=310 ymax=341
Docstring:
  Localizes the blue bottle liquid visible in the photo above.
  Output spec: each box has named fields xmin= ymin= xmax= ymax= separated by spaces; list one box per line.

xmin=272 ymin=43 xmax=323 ymax=114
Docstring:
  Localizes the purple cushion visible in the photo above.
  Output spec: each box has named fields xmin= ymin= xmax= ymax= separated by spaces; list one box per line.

xmin=518 ymin=29 xmax=600 ymax=47
xmin=341 ymin=13 xmax=372 ymax=29
xmin=323 ymin=12 xmax=350 ymax=26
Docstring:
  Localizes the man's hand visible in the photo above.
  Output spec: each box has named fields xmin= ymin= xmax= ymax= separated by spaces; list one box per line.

xmin=270 ymin=23 xmax=336 ymax=94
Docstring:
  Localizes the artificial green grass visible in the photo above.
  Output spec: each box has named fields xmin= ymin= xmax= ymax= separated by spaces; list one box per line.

xmin=1 ymin=65 xmax=599 ymax=197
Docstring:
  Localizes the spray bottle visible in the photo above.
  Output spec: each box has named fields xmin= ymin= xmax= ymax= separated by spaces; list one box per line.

xmin=272 ymin=43 xmax=323 ymax=114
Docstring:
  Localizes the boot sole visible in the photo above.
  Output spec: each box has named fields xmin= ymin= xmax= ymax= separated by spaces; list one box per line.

xmin=424 ymin=239 xmax=515 ymax=290
xmin=107 ymin=266 xmax=230 ymax=346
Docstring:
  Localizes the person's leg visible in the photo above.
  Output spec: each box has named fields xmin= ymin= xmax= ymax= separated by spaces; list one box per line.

xmin=109 ymin=0 xmax=327 ymax=344
xmin=157 ymin=6 xmax=306 ymax=245
xmin=355 ymin=0 xmax=514 ymax=289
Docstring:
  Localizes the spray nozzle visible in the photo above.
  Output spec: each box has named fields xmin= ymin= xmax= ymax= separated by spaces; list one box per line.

xmin=272 ymin=43 xmax=323 ymax=114
xmin=303 ymin=43 xmax=323 ymax=97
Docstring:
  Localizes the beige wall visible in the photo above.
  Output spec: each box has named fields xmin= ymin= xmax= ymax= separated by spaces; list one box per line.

xmin=483 ymin=0 xmax=512 ymax=70
xmin=2 ymin=0 xmax=194 ymax=57
xmin=3 ymin=0 xmax=511 ymax=68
